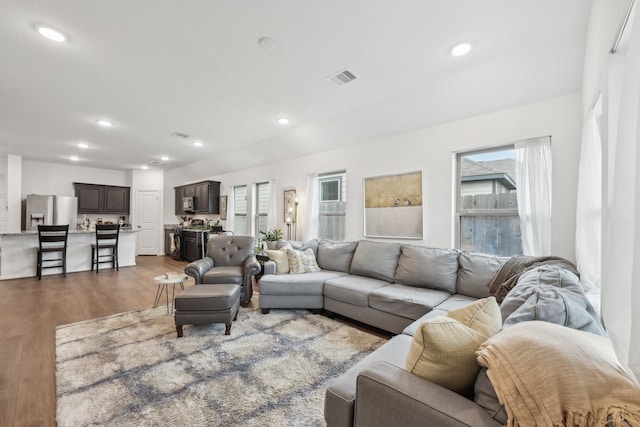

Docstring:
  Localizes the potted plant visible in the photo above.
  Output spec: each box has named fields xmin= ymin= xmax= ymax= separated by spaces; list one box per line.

xmin=259 ymin=227 xmax=283 ymax=250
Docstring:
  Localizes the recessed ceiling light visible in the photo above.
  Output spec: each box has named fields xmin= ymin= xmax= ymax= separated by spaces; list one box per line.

xmin=96 ymin=119 xmax=114 ymax=127
xmin=77 ymin=142 xmax=89 ymax=149
xmin=258 ymin=37 xmax=276 ymax=50
xmin=192 ymin=141 xmax=203 ymax=147
xmin=277 ymin=117 xmax=290 ymax=125
xmin=69 ymin=156 xmax=79 ymax=161
xmin=141 ymin=165 xmax=149 ymax=170
xmin=37 ymin=26 xmax=67 ymax=43
xmin=160 ymin=156 xmax=169 ymax=162
xmin=451 ymin=42 xmax=472 ymax=57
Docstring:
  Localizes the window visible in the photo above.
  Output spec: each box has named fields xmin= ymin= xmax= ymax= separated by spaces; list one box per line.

xmin=254 ymin=182 xmax=270 ymax=236
xmin=456 ymin=146 xmax=522 ymax=256
xmin=318 ymin=172 xmax=346 ymax=240
xmin=234 ymin=185 xmax=248 ymax=235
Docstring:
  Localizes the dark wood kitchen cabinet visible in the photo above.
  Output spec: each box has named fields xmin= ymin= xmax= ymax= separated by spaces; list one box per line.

xmin=175 ymin=180 xmax=220 ymax=215
xmin=74 ymin=183 xmax=130 ymax=215
xmin=182 ymin=230 xmax=207 ymax=262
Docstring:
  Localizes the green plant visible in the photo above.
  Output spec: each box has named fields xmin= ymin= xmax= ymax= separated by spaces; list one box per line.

xmin=260 ymin=227 xmax=283 ymax=242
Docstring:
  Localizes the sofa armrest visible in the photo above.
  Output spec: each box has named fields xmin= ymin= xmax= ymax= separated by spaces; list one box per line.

xmin=354 ymin=362 xmax=502 ymax=427
xmin=263 ymin=260 xmax=276 ymax=275
xmin=184 ymin=257 xmax=214 ymax=284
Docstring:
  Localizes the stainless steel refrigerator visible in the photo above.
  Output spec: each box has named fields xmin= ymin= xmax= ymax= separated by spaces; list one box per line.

xmin=25 ymin=194 xmax=78 ymax=230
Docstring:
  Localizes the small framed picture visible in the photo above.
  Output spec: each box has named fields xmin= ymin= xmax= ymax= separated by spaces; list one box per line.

xmin=219 ymin=195 xmax=228 ymax=220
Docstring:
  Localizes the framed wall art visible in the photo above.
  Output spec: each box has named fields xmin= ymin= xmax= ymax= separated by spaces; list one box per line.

xmin=363 ymin=171 xmax=423 ymax=239
xmin=219 ymin=195 xmax=228 ymax=220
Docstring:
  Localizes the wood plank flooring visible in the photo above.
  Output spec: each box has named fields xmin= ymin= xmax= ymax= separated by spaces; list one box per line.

xmin=0 ymin=255 xmax=190 ymax=427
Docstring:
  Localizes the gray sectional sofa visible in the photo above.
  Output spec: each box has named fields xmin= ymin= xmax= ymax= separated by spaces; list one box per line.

xmin=259 ymin=238 xmax=603 ymax=427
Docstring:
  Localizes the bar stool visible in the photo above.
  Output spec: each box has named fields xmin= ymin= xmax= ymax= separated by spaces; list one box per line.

xmin=37 ymin=225 xmax=69 ymax=280
xmin=92 ymin=224 xmax=120 ymax=273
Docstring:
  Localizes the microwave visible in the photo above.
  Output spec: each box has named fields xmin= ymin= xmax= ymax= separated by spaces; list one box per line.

xmin=183 ymin=196 xmax=195 ymax=211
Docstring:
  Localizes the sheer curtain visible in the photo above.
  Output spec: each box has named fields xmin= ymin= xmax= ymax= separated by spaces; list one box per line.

xmin=225 ymin=186 xmax=235 ymax=232
xmin=303 ymin=173 xmax=319 ymax=240
xmin=575 ymin=94 xmax=603 ymax=296
xmin=267 ymin=179 xmax=277 ymax=230
xmin=514 ymin=136 xmax=552 ymax=256
xmin=601 ymin=3 xmax=640 ymax=380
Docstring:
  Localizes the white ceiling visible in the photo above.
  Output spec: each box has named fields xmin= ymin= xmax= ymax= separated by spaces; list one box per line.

xmin=0 ymin=0 xmax=592 ymax=173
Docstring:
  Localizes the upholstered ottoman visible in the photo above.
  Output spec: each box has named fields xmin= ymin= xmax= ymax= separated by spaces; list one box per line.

xmin=174 ymin=284 xmax=240 ymax=337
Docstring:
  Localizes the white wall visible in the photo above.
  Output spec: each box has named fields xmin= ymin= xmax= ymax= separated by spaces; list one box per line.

xmin=21 ymin=160 xmax=131 ymax=197
xmin=6 ymin=155 xmax=22 ymax=232
xmin=165 ymin=92 xmax=582 ymax=261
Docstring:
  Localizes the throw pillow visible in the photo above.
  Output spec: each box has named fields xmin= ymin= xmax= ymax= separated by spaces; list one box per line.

xmin=286 ymin=248 xmax=321 ymax=274
xmin=265 ymin=249 xmax=290 ymax=274
xmin=405 ymin=297 xmax=501 ymax=393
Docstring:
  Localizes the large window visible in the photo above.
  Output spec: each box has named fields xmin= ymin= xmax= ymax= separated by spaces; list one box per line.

xmin=254 ymin=182 xmax=270 ymax=236
xmin=234 ymin=185 xmax=248 ymax=235
xmin=456 ymin=147 xmax=522 ymax=256
xmin=318 ymin=171 xmax=346 ymax=240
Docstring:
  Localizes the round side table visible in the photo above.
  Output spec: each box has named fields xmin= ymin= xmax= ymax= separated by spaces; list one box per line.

xmin=153 ymin=273 xmax=188 ymax=313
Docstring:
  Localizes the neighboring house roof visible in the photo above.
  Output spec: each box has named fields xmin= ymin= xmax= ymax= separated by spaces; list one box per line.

xmin=461 ymin=158 xmax=517 ymax=189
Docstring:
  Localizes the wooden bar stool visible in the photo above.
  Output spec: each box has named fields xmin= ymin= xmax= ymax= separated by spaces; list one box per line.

xmin=92 ymin=224 xmax=120 ymax=273
xmin=37 ymin=225 xmax=69 ymax=280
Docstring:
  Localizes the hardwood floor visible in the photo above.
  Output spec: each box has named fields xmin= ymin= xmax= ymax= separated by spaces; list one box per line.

xmin=0 ymin=255 xmax=190 ymax=427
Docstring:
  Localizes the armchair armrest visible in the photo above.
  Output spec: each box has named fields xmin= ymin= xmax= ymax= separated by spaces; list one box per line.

xmin=243 ymin=255 xmax=261 ymax=276
xmin=184 ymin=257 xmax=214 ymax=284
xmin=354 ymin=362 xmax=501 ymax=427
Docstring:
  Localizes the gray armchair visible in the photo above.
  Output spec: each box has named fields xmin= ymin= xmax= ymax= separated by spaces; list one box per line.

xmin=184 ymin=235 xmax=260 ymax=307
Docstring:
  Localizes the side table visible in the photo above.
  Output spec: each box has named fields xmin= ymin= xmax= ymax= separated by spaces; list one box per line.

xmin=153 ymin=273 xmax=188 ymax=313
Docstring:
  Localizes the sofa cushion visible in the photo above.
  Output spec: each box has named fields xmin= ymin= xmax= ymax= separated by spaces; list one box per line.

xmin=456 ymin=251 xmax=509 ymax=298
xmin=317 ymin=240 xmax=358 ymax=273
xmin=474 ymin=368 xmax=508 ymax=425
xmin=277 ymin=239 xmax=318 ymax=257
xmin=286 ymin=248 xmax=321 ymax=274
xmin=394 ymin=245 xmax=459 ymax=293
xmin=405 ymin=297 xmax=501 ymax=393
xmin=368 ymin=284 xmax=450 ymax=320
xmin=500 ymin=265 xmax=605 ymax=336
xmin=434 ymin=294 xmax=479 ymax=312
xmin=402 ymin=309 xmax=448 ymax=337
xmin=201 ymin=266 xmax=243 ymax=285
xmin=323 ymin=275 xmax=390 ymax=307
xmin=259 ymin=270 xmax=348 ymax=296
xmin=350 ymin=240 xmax=401 ymax=283
xmin=265 ymin=248 xmax=289 ymax=274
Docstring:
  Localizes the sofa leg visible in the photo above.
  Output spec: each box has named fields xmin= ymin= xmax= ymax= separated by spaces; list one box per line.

xmin=176 ymin=325 xmax=183 ymax=338
xmin=224 ymin=322 xmax=232 ymax=335
xmin=325 ymin=310 xmax=335 ymax=318
xmin=261 ymin=308 xmax=270 ymax=314
xmin=241 ymin=300 xmax=250 ymax=308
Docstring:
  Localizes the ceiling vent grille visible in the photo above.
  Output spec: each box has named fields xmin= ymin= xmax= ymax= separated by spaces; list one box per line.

xmin=327 ymin=69 xmax=357 ymax=86
xmin=172 ymin=132 xmax=190 ymax=139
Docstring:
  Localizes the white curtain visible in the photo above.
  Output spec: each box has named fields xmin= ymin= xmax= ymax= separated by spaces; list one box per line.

xmin=575 ymin=94 xmax=603 ymax=296
xmin=225 ymin=186 xmax=235 ymax=232
xmin=514 ymin=136 xmax=553 ymax=256
xmin=267 ymin=179 xmax=277 ymax=231
xmin=601 ymin=3 xmax=640 ymax=381
xmin=303 ymin=173 xmax=319 ymax=240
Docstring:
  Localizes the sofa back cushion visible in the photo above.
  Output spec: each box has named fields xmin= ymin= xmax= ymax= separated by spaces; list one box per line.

xmin=317 ymin=240 xmax=358 ymax=273
xmin=350 ymin=240 xmax=401 ymax=283
xmin=276 ymin=239 xmax=319 ymax=257
xmin=394 ymin=245 xmax=459 ymax=293
xmin=456 ymin=251 xmax=509 ymax=298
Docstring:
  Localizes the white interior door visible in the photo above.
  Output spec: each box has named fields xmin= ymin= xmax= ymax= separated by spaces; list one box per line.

xmin=136 ymin=190 xmax=161 ymax=255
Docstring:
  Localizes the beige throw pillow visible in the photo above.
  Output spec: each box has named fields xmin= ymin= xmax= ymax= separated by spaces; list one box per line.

xmin=265 ymin=249 xmax=290 ymax=274
xmin=405 ymin=297 xmax=501 ymax=393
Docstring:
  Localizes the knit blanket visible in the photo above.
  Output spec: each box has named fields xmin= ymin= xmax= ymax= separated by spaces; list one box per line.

xmin=487 ymin=255 xmax=580 ymax=302
xmin=476 ymin=321 xmax=640 ymax=427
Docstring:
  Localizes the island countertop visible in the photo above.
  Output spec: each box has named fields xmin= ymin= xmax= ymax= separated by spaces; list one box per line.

xmin=0 ymin=228 xmax=139 ymax=280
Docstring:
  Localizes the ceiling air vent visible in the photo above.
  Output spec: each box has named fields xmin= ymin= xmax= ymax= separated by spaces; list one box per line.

xmin=327 ymin=69 xmax=357 ymax=86
xmin=172 ymin=132 xmax=190 ymax=139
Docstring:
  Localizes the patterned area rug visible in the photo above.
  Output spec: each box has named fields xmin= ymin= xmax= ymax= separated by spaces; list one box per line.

xmin=56 ymin=301 xmax=386 ymax=426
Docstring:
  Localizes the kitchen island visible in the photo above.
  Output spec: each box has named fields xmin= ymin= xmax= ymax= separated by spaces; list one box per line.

xmin=0 ymin=227 xmax=139 ymax=280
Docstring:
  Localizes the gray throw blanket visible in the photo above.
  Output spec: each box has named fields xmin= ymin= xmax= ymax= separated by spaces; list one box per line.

xmin=487 ymin=256 xmax=580 ymax=302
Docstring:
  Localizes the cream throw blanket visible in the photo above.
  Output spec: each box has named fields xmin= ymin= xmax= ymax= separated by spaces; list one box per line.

xmin=476 ymin=321 xmax=640 ymax=426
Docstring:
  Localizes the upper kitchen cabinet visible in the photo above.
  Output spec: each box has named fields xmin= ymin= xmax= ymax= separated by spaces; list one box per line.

xmin=175 ymin=180 xmax=220 ymax=215
xmin=74 ymin=183 xmax=130 ymax=215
